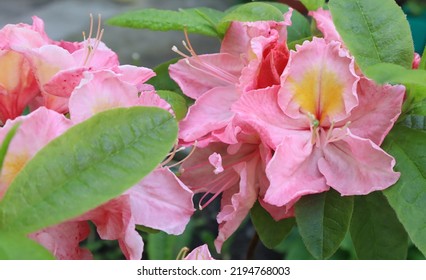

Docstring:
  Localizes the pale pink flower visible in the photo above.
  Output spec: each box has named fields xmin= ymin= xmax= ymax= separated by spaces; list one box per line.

xmin=233 ymin=38 xmax=404 ymax=208
xmin=184 ymin=244 xmax=214 ymax=260
xmin=169 ymin=11 xmax=293 ymax=147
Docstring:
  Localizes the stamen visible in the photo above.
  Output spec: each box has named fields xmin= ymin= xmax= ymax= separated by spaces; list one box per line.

xmin=198 ymin=174 xmax=234 ymax=210
xmin=82 ymin=13 xmax=105 ymax=66
xmin=176 ymin=247 xmax=190 ymax=260
xmin=166 ymin=142 xmax=197 ymax=168
xmin=326 ymin=121 xmax=351 ymax=143
xmin=171 ymin=46 xmax=190 ymax=58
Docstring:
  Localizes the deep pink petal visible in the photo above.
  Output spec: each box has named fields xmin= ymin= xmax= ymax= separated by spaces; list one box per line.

xmin=127 ymin=168 xmax=194 ymax=235
xmin=179 ymin=86 xmax=239 ymax=143
xmin=29 ymin=221 xmax=92 ymax=260
xmin=169 ymin=53 xmax=242 ymax=99
xmin=318 ymin=131 xmax=400 ymax=195
xmin=265 ymin=133 xmax=329 ymax=207
xmin=346 ymin=78 xmax=405 ymax=145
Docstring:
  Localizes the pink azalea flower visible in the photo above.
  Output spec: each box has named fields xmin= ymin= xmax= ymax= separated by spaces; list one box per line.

xmin=169 ymin=11 xmax=293 ymax=147
xmin=233 ymin=38 xmax=404 ymax=208
xmin=184 ymin=244 xmax=214 ymax=260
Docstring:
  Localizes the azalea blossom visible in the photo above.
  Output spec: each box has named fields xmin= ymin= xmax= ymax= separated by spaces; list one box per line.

xmin=233 ymin=37 xmax=404 ymax=208
xmin=169 ymin=10 xmax=293 ymax=147
xmin=184 ymin=244 xmax=214 ymax=260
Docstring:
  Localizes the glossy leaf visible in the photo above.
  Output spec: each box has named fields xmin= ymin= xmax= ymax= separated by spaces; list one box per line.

xmin=217 ymin=2 xmax=284 ymax=36
xmin=250 ymin=201 xmax=295 ymax=249
xmin=156 ymin=90 xmax=188 ymax=121
xmin=0 ymin=107 xmax=177 ymax=234
xmin=329 ymin=0 xmax=414 ymax=71
xmin=300 ymin=0 xmax=325 ymax=11
xmin=382 ymin=125 xmax=426 ymax=257
xmin=365 ymin=63 xmax=426 ymax=87
xmin=350 ymin=192 xmax=408 ymax=259
xmin=148 ymin=58 xmax=181 ymax=92
xmin=0 ymin=232 xmax=54 ymax=260
xmin=402 ymin=115 xmax=426 ymax=130
xmin=107 ymin=8 xmax=224 ymax=37
xmin=295 ymin=189 xmax=354 ymax=259
xmin=0 ymin=122 xmax=20 ymax=172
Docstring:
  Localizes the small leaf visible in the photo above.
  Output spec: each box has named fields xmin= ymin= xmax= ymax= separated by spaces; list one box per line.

xmin=136 ymin=225 xmax=160 ymax=234
xmin=350 ymin=192 xmax=408 ymax=259
xmin=148 ymin=58 xmax=181 ymax=92
xmin=217 ymin=2 xmax=284 ymax=36
xmin=295 ymin=189 xmax=354 ymax=259
xmin=299 ymin=0 xmax=325 ymax=11
xmin=365 ymin=63 xmax=426 ymax=87
xmin=0 ymin=232 xmax=54 ymax=260
xmin=382 ymin=125 xmax=426 ymax=257
xmin=0 ymin=122 xmax=21 ymax=172
xmin=329 ymin=0 xmax=414 ymax=71
xmin=250 ymin=201 xmax=295 ymax=249
xmin=107 ymin=8 xmax=224 ymax=37
xmin=156 ymin=90 xmax=188 ymax=121
xmin=0 ymin=107 xmax=177 ymax=234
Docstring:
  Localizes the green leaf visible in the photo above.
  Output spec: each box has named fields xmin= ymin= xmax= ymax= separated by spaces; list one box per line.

xmin=300 ymin=0 xmax=325 ymax=11
xmin=402 ymin=115 xmax=426 ymax=130
xmin=217 ymin=2 xmax=284 ymax=36
xmin=350 ymin=192 xmax=408 ymax=259
xmin=156 ymin=90 xmax=188 ymax=121
xmin=329 ymin=0 xmax=414 ymax=71
xmin=0 ymin=232 xmax=54 ymax=260
xmin=148 ymin=58 xmax=181 ymax=92
xmin=250 ymin=201 xmax=295 ymax=249
xmin=107 ymin=8 xmax=224 ymax=37
xmin=263 ymin=2 xmax=311 ymax=42
xmin=0 ymin=122 xmax=21 ymax=172
xmin=0 ymin=107 xmax=177 ymax=234
xmin=382 ymin=125 xmax=426 ymax=257
xmin=136 ymin=225 xmax=160 ymax=234
xmin=295 ymin=189 xmax=354 ymax=259
xmin=419 ymin=46 xmax=426 ymax=70
xmin=365 ymin=63 xmax=426 ymax=87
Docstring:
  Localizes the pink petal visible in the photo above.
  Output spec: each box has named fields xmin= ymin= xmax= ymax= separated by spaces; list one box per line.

xmin=179 ymin=86 xmax=239 ymax=143
xmin=278 ymin=38 xmax=359 ymax=125
xmin=233 ymin=86 xmax=306 ymax=149
xmin=114 ymin=65 xmax=156 ymax=91
xmin=138 ymin=91 xmax=172 ymax=113
xmin=214 ymin=157 xmax=260 ymax=252
xmin=309 ymin=8 xmax=342 ymax=43
xmin=127 ymin=168 xmax=194 ymax=235
xmin=169 ymin=53 xmax=242 ymax=99
xmin=29 ymin=221 xmax=92 ymax=260
xmin=318 ymin=131 xmax=400 ymax=195
xmin=69 ymin=70 xmax=139 ymax=123
xmin=346 ymin=78 xmax=405 ymax=145
xmin=265 ymin=133 xmax=329 ymax=207
xmin=184 ymin=244 xmax=214 ymax=260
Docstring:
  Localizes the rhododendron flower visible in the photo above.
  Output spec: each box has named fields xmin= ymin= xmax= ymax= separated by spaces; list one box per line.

xmin=170 ymin=11 xmax=293 ymax=147
xmin=184 ymin=244 xmax=214 ymax=260
xmin=233 ymin=38 xmax=404 ymax=208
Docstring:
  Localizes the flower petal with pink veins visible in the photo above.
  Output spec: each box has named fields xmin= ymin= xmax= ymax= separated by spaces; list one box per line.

xmin=309 ymin=8 xmax=342 ymax=43
xmin=179 ymin=86 xmax=239 ymax=143
xmin=345 ymin=78 xmax=405 ymax=145
xmin=318 ymin=130 xmax=400 ymax=195
xmin=279 ymin=38 xmax=359 ymax=125
xmin=184 ymin=244 xmax=214 ymax=260
xmin=233 ymin=86 xmax=306 ymax=149
xmin=127 ymin=168 xmax=194 ymax=235
xmin=0 ymin=107 xmax=72 ymax=199
xmin=265 ymin=133 xmax=329 ymax=208
xmin=69 ymin=70 xmax=139 ymax=123
xmin=29 ymin=221 xmax=92 ymax=260
xmin=169 ymin=53 xmax=242 ymax=99
xmin=214 ymin=158 xmax=259 ymax=253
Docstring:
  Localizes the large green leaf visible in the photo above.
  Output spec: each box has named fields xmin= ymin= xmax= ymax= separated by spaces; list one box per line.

xmin=250 ymin=201 xmax=295 ymax=249
xmin=329 ymin=0 xmax=414 ymax=71
xmin=402 ymin=115 xmax=426 ymax=130
xmin=350 ymin=192 xmax=408 ymax=259
xmin=148 ymin=58 xmax=181 ymax=93
xmin=0 ymin=107 xmax=177 ymax=234
xmin=382 ymin=125 xmax=426 ymax=257
xmin=300 ymin=0 xmax=325 ymax=11
xmin=0 ymin=122 xmax=20 ymax=172
xmin=156 ymin=90 xmax=188 ymax=121
xmin=295 ymin=189 xmax=354 ymax=259
xmin=0 ymin=232 xmax=54 ymax=260
xmin=365 ymin=63 xmax=426 ymax=87
xmin=107 ymin=8 xmax=224 ymax=37
xmin=216 ymin=2 xmax=284 ymax=36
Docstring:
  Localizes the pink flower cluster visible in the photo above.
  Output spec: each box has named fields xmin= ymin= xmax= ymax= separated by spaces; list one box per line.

xmin=170 ymin=9 xmax=404 ymax=252
xmin=0 ymin=16 xmax=194 ymax=259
